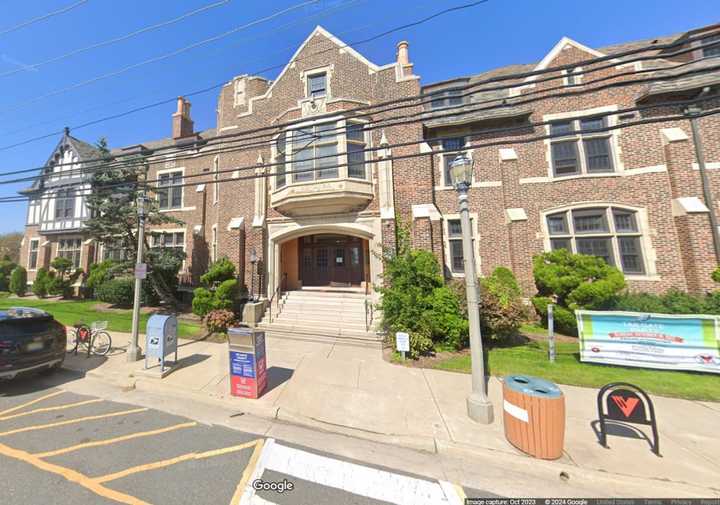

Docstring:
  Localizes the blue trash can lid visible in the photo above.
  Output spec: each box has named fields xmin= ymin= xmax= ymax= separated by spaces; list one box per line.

xmin=504 ymin=375 xmax=563 ymax=398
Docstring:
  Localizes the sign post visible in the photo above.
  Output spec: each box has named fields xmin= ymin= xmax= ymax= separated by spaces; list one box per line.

xmin=548 ymin=304 xmax=556 ymax=363
xmin=597 ymin=382 xmax=660 ymax=456
xmin=395 ymin=331 xmax=409 ymax=361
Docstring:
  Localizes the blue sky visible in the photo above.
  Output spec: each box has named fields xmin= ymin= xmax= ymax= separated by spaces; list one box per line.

xmin=0 ymin=0 xmax=716 ymax=233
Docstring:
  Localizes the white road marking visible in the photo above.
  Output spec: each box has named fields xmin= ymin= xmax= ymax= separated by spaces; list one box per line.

xmin=439 ymin=480 xmax=465 ymax=505
xmin=258 ymin=441 xmax=455 ymax=505
xmin=239 ymin=438 xmax=276 ymax=505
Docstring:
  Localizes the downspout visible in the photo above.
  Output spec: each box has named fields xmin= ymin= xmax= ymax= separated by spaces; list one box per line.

xmin=685 ymin=86 xmax=720 ymax=264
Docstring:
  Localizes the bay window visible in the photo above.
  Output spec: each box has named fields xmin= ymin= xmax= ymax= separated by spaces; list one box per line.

xmin=54 ymin=189 xmax=75 ymax=219
xmin=58 ymin=238 xmax=82 ymax=269
xmin=346 ymin=122 xmax=368 ymax=179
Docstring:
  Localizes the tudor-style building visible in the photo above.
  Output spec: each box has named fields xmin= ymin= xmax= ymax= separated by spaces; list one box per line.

xmin=18 ymin=24 xmax=720 ymax=341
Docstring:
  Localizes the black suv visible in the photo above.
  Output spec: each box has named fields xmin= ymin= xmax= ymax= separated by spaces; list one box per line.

xmin=0 ymin=307 xmax=66 ymax=380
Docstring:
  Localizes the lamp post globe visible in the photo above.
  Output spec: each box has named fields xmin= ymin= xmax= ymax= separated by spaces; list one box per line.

xmin=450 ymin=153 xmax=494 ymax=424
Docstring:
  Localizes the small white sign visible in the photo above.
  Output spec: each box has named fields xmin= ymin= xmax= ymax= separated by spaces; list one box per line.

xmin=395 ymin=332 xmax=410 ymax=352
xmin=134 ymin=263 xmax=147 ymax=280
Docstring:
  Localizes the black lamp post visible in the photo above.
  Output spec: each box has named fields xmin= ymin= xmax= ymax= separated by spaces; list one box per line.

xmin=249 ymin=248 xmax=258 ymax=302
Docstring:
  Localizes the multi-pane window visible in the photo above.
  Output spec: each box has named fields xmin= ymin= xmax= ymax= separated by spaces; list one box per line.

xmin=28 ymin=239 xmax=39 ymax=270
xmin=150 ymin=231 xmax=185 ymax=254
xmin=549 ymin=116 xmax=614 ymax=177
xmin=292 ymin=122 xmax=338 ymax=182
xmin=102 ymin=245 xmax=127 ymax=262
xmin=430 ymin=89 xmax=463 ymax=109
xmin=307 ymin=72 xmax=327 ymax=98
xmin=158 ymin=171 xmax=183 ymax=210
xmin=702 ymin=33 xmax=720 ymax=58
xmin=564 ymin=67 xmax=582 ymax=85
xmin=58 ymin=238 xmax=82 ymax=269
xmin=442 ymin=138 xmax=466 ymax=187
xmin=275 ymin=135 xmax=286 ymax=189
xmin=54 ymin=189 xmax=75 ymax=219
xmin=446 ymin=218 xmax=475 ymax=274
xmin=346 ymin=122 xmax=367 ymax=179
xmin=546 ymin=207 xmax=645 ymax=274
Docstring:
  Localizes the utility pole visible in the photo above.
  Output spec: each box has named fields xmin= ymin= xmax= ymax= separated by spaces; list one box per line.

xmin=128 ymin=192 xmax=147 ymax=362
xmin=686 ymin=92 xmax=720 ymax=264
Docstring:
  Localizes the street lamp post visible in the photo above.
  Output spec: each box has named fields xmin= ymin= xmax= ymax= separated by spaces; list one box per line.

xmin=128 ymin=193 xmax=147 ymax=362
xmin=450 ymin=154 xmax=494 ymax=424
xmin=249 ymin=248 xmax=258 ymax=302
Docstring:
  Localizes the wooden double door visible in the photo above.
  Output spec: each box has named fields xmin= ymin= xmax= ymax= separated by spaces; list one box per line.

xmin=300 ymin=235 xmax=365 ymax=287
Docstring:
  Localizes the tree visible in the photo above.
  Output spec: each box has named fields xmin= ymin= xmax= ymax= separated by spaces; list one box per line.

xmin=83 ymin=138 xmax=185 ymax=306
xmin=0 ymin=256 xmax=16 ymax=291
xmin=0 ymin=232 xmax=23 ymax=263
xmin=48 ymin=257 xmax=82 ymax=298
xmin=32 ymin=268 xmax=50 ymax=298
xmin=9 ymin=266 xmax=27 ymax=296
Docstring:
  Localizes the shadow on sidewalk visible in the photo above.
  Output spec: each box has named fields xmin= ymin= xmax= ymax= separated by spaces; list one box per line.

xmin=590 ymin=419 xmax=655 ymax=451
xmin=266 ymin=366 xmax=294 ymax=394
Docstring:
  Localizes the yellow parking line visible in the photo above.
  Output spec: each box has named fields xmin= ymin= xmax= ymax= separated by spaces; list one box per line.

xmin=0 ymin=398 xmax=103 ymax=421
xmin=229 ymin=439 xmax=265 ymax=505
xmin=0 ymin=408 xmax=148 ymax=437
xmin=453 ymin=483 xmax=467 ymax=501
xmin=0 ymin=441 xmax=150 ymax=505
xmin=94 ymin=439 xmax=261 ymax=484
xmin=0 ymin=391 xmax=64 ymax=417
xmin=34 ymin=421 xmax=198 ymax=458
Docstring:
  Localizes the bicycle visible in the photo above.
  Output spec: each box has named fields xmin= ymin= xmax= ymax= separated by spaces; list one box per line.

xmin=69 ymin=321 xmax=112 ymax=357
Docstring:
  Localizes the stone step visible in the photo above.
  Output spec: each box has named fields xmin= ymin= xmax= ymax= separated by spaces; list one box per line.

xmin=273 ymin=309 xmax=368 ymax=323
xmin=257 ymin=323 xmax=383 ymax=349
xmin=257 ymin=322 xmax=378 ymax=340
xmin=272 ymin=315 xmax=369 ymax=331
xmin=284 ymin=291 xmax=368 ymax=301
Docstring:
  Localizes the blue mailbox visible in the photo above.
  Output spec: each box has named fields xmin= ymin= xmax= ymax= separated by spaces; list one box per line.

xmin=145 ymin=314 xmax=178 ymax=372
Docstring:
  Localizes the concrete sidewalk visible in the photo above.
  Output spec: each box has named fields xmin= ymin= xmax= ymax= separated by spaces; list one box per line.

xmin=63 ymin=333 xmax=720 ymax=496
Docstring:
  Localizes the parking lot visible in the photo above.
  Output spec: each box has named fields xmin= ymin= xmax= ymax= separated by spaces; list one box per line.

xmin=0 ymin=381 xmax=483 ymax=505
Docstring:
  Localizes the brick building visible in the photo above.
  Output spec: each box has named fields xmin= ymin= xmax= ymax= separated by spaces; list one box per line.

xmin=18 ymin=24 xmax=720 ymax=313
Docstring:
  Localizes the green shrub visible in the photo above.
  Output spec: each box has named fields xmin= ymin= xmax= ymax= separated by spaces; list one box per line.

xmin=712 ymin=266 xmax=720 ymax=284
xmin=532 ymin=249 xmax=625 ymax=335
xmin=532 ymin=296 xmax=579 ymax=336
xmin=205 ymin=309 xmax=237 ymax=334
xmin=390 ymin=325 xmax=434 ymax=360
xmin=426 ymin=286 xmax=469 ymax=349
xmin=95 ymin=278 xmax=134 ymax=306
xmin=86 ymin=260 xmax=116 ymax=298
xmin=0 ymin=258 xmax=16 ymax=291
xmin=32 ymin=268 xmax=50 ymax=298
xmin=612 ymin=289 xmax=720 ymax=316
xmin=200 ymin=258 xmax=236 ymax=286
xmin=214 ymin=279 xmax=239 ymax=310
xmin=9 ymin=266 xmax=27 ymax=296
xmin=191 ymin=287 xmax=215 ymax=318
xmin=48 ymin=257 xmax=82 ymax=298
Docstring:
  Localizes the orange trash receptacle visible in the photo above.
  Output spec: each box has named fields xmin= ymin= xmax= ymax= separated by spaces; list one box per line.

xmin=502 ymin=375 xmax=565 ymax=460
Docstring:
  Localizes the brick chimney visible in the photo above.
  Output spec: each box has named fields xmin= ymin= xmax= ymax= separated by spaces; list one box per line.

xmin=172 ymin=96 xmax=194 ymax=139
xmin=396 ymin=41 xmax=413 ymax=77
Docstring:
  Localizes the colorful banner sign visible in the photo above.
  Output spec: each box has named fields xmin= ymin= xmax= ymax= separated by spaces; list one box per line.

xmin=576 ymin=310 xmax=720 ymax=373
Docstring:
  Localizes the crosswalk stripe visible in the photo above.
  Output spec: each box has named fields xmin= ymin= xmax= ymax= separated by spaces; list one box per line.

xmin=258 ymin=441 xmax=454 ymax=505
xmin=238 ymin=438 xmax=275 ymax=505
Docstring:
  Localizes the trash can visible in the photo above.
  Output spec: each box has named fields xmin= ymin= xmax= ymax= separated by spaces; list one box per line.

xmin=502 ymin=375 xmax=565 ymax=459
xmin=227 ymin=327 xmax=267 ymax=399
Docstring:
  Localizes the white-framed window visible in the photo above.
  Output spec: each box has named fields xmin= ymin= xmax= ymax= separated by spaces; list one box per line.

xmin=441 ymin=137 xmax=466 ymax=187
xmin=291 ymin=122 xmax=338 ymax=183
xmin=545 ymin=206 xmax=646 ymax=274
xmin=157 ymin=170 xmax=183 ymax=210
xmin=211 ymin=225 xmax=218 ymax=263
xmin=443 ymin=216 xmax=478 ymax=276
xmin=54 ymin=189 xmax=75 ymax=219
xmin=307 ymin=72 xmax=327 ymax=99
xmin=58 ymin=238 xmax=82 ymax=269
xmin=28 ymin=239 xmax=39 ymax=270
xmin=549 ymin=116 xmax=614 ymax=177
xmin=150 ymin=231 xmax=185 ymax=254
xmin=212 ymin=157 xmax=220 ymax=205
xmin=346 ymin=121 xmax=368 ymax=179
xmin=102 ymin=242 xmax=129 ymax=262
xmin=563 ymin=67 xmax=583 ymax=86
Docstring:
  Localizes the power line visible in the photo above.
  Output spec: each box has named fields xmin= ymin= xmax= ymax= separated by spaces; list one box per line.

xmin=0 ymin=0 xmax=492 ymax=151
xmin=0 ymin=0 xmax=89 ymax=37
xmin=4 ymin=99 xmax=717 ymax=203
xmin=3 ymin=52 xmax=717 ymax=184
xmin=0 ymin=0 xmax=323 ymax=117
xmin=0 ymin=0 xmax=231 ymax=78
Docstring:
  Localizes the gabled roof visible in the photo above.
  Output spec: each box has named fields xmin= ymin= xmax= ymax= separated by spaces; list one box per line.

xmin=20 ymin=129 xmax=101 ymax=195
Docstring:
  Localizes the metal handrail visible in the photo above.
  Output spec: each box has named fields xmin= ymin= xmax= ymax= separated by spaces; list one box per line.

xmin=268 ymin=273 xmax=288 ymax=324
xmin=364 ymin=282 xmax=374 ymax=332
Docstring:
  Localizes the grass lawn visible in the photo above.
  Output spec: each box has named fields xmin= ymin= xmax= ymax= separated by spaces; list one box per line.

xmin=434 ymin=340 xmax=720 ymax=401
xmin=0 ymin=297 xmax=204 ymax=339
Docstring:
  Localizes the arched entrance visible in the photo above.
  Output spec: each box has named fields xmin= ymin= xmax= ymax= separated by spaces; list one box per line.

xmin=280 ymin=233 xmax=370 ymax=289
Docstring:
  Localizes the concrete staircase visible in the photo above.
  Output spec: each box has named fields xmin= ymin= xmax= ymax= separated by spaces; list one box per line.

xmin=257 ymin=289 xmax=382 ymax=349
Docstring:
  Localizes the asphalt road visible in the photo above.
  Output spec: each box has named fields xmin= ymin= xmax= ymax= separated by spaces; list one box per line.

xmin=0 ymin=372 xmax=490 ymax=505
